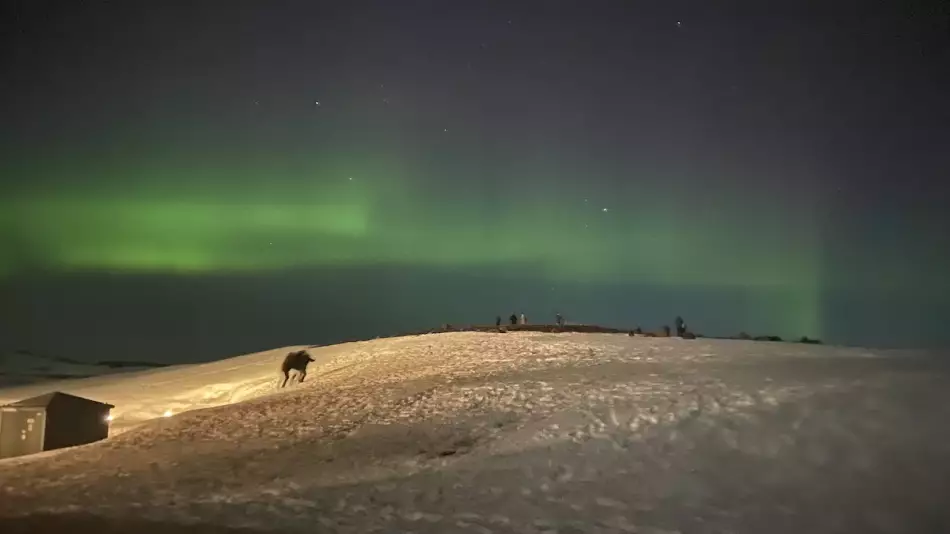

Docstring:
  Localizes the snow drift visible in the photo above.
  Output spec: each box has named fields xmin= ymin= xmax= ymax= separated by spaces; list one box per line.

xmin=1 ymin=332 xmax=949 ymax=534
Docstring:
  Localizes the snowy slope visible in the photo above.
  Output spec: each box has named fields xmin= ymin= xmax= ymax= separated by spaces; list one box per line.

xmin=0 ymin=344 xmax=319 ymax=431
xmin=1 ymin=332 xmax=949 ymax=534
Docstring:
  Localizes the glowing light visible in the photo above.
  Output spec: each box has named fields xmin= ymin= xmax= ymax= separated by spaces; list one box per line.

xmin=105 ymin=414 xmax=114 ymax=422
xmin=163 ymin=410 xmax=173 ymax=418
xmin=0 ymin=167 xmax=829 ymax=339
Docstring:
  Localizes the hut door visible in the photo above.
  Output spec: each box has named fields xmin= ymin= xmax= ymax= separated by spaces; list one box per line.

xmin=0 ymin=409 xmax=45 ymax=459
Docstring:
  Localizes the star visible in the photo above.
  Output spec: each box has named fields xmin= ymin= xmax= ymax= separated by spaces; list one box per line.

xmin=314 ymin=101 xmax=321 ymax=106
xmin=602 ymin=207 xmax=609 ymax=212
xmin=676 ymin=21 xmax=682 ymax=28
xmin=348 ymin=176 xmax=353 ymax=181
xmin=444 ymin=128 xmax=448 ymax=132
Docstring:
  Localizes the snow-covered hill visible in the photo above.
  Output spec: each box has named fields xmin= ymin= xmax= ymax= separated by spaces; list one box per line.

xmin=1 ymin=332 xmax=949 ymax=534
xmin=0 ymin=344 xmax=323 ymax=431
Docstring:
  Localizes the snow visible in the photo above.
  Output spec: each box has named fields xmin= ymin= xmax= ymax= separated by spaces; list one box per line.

xmin=1 ymin=332 xmax=949 ymax=533
xmin=0 ymin=345 xmax=317 ymax=431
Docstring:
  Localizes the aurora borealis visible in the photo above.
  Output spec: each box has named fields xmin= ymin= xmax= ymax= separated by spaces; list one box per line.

xmin=2 ymin=2 xmax=949 ymax=361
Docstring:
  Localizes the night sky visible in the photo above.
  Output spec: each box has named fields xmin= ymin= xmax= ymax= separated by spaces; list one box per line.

xmin=2 ymin=1 xmax=949 ymax=363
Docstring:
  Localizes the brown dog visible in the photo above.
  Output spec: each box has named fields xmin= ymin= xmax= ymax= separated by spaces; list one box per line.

xmin=279 ymin=349 xmax=315 ymax=388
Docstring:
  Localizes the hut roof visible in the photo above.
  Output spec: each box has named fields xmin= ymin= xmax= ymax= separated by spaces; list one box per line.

xmin=3 ymin=391 xmax=114 ymax=409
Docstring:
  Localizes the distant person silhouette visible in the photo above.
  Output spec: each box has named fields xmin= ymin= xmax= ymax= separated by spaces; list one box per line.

xmin=555 ymin=313 xmax=564 ymax=327
xmin=509 ymin=313 xmax=518 ymax=325
xmin=675 ymin=316 xmax=687 ymax=337
xmin=520 ymin=313 xmax=527 ymax=325
xmin=495 ymin=316 xmax=502 ymax=327
xmin=279 ymin=349 xmax=315 ymax=388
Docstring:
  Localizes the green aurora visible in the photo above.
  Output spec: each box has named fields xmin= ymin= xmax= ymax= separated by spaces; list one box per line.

xmin=0 ymin=159 xmax=828 ymax=337
xmin=0 ymin=170 xmax=820 ymax=280
xmin=5 ymin=152 xmax=948 ymax=344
